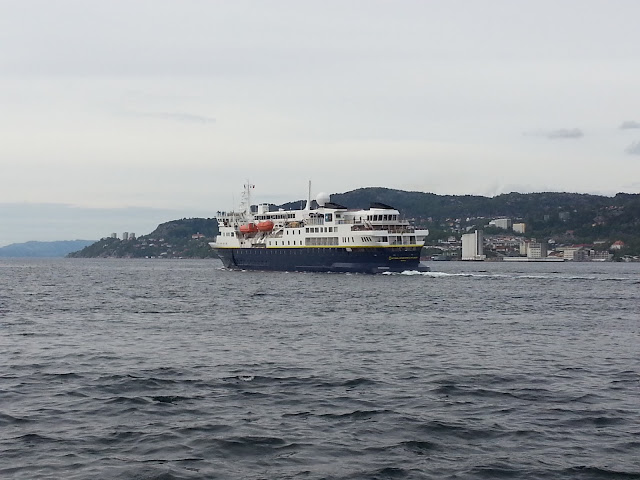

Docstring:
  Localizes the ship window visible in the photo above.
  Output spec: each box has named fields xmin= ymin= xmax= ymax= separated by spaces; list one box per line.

xmin=288 ymin=241 xmax=290 ymax=245
xmin=325 ymin=213 xmax=333 ymax=222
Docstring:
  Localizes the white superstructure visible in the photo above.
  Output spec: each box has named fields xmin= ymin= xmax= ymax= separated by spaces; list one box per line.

xmin=212 ymin=184 xmax=429 ymax=251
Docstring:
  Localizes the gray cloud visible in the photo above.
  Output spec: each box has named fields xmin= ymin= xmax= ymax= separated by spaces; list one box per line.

xmin=523 ymin=128 xmax=584 ymax=139
xmin=546 ymin=128 xmax=584 ymax=139
xmin=625 ymin=141 xmax=640 ymax=155
xmin=620 ymin=120 xmax=640 ymax=130
xmin=127 ymin=111 xmax=216 ymax=124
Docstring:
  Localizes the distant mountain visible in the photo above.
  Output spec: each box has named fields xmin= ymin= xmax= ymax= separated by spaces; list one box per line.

xmin=0 ymin=240 xmax=96 ymax=258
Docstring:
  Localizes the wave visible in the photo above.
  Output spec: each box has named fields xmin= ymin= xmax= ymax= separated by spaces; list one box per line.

xmin=384 ymin=270 xmax=635 ymax=282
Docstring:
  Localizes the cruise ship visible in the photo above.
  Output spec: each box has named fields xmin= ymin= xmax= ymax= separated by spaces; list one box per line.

xmin=210 ymin=184 xmax=430 ymax=273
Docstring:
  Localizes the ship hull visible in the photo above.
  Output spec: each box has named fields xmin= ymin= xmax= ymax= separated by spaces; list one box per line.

xmin=213 ymin=246 xmax=428 ymax=273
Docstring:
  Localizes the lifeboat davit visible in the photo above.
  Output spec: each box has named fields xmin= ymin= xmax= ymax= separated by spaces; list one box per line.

xmin=257 ymin=220 xmax=274 ymax=232
xmin=239 ymin=223 xmax=258 ymax=234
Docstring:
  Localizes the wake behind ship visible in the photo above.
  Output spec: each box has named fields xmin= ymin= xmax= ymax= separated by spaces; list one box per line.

xmin=210 ymin=184 xmax=430 ymax=273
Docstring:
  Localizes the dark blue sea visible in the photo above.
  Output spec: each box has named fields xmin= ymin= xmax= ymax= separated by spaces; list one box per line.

xmin=1 ymin=258 xmax=639 ymax=479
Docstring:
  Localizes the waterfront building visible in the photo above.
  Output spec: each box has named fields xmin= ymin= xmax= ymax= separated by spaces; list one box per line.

xmin=462 ymin=230 xmax=486 ymax=260
xmin=527 ymin=242 xmax=547 ymax=259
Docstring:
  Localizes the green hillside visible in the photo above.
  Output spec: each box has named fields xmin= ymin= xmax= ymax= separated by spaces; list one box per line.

xmin=68 ymin=189 xmax=640 ymax=258
xmin=68 ymin=218 xmax=218 ymax=258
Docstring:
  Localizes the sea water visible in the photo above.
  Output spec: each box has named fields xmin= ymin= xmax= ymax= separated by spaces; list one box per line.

xmin=1 ymin=259 xmax=638 ymax=479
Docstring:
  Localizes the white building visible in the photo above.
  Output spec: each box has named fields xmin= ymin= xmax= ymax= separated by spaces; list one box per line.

xmin=513 ymin=223 xmax=526 ymax=234
xmin=527 ymin=242 xmax=548 ymax=259
xmin=122 ymin=232 xmax=129 ymax=241
xmin=489 ymin=218 xmax=512 ymax=230
xmin=462 ymin=230 xmax=486 ymax=260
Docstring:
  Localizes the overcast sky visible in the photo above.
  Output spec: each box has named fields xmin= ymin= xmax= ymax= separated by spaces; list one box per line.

xmin=2 ymin=0 xmax=640 ymax=246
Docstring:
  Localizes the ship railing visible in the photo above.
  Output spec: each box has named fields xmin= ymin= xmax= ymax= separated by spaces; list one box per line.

xmin=335 ymin=219 xmax=357 ymax=225
xmin=306 ymin=218 xmax=325 ymax=226
xmin=387 ymin=227 xmax=415 ymax=234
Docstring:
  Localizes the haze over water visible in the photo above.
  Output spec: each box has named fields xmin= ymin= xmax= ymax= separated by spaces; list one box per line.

xmin=1 ymin=259 xmax=639 ymax=479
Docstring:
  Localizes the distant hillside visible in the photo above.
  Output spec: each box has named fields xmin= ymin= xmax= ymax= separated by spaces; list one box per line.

xmin=0 ymin=240 xmax=95 ymax=258
xmin=68 ymin=218 xmax=218 ymax=258
xmin=279 ymin=188 xmax=640 ymax=254
xmin=66 ymin=189 xmax=640 ymax=259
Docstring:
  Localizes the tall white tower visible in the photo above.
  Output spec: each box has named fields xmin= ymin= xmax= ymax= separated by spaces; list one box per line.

xmin=462 ymin=230 xmax=485 ymax=260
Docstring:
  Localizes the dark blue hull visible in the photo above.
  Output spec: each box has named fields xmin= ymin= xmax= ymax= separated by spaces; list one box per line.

xmin=214 ymin=246 xmax=428 ymax=273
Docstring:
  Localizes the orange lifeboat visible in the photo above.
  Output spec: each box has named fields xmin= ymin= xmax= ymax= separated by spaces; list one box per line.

xmin=239 ymin=223 xmax=258 ymax=234
xmin=257 ymin=220 xmax=274 ymax=232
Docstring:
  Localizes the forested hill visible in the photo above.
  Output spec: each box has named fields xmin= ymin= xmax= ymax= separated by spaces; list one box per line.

xmin=326 ymin=188 xmax=635 ymax=221
xmin=280 ymin=188 xmax=640 ymax=249
xmin=68 ymin=218 xmax=218 ymax=258
xmin=67 ymin=189 xmax=640 ymax=258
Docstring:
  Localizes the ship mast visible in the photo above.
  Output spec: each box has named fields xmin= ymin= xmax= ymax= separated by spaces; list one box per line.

xmin=242 ymin=181 xmax=254 ymax=218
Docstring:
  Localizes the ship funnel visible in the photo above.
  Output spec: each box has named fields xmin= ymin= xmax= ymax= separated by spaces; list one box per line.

xmin=304 ymin=180 xmax=312 ymax=210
